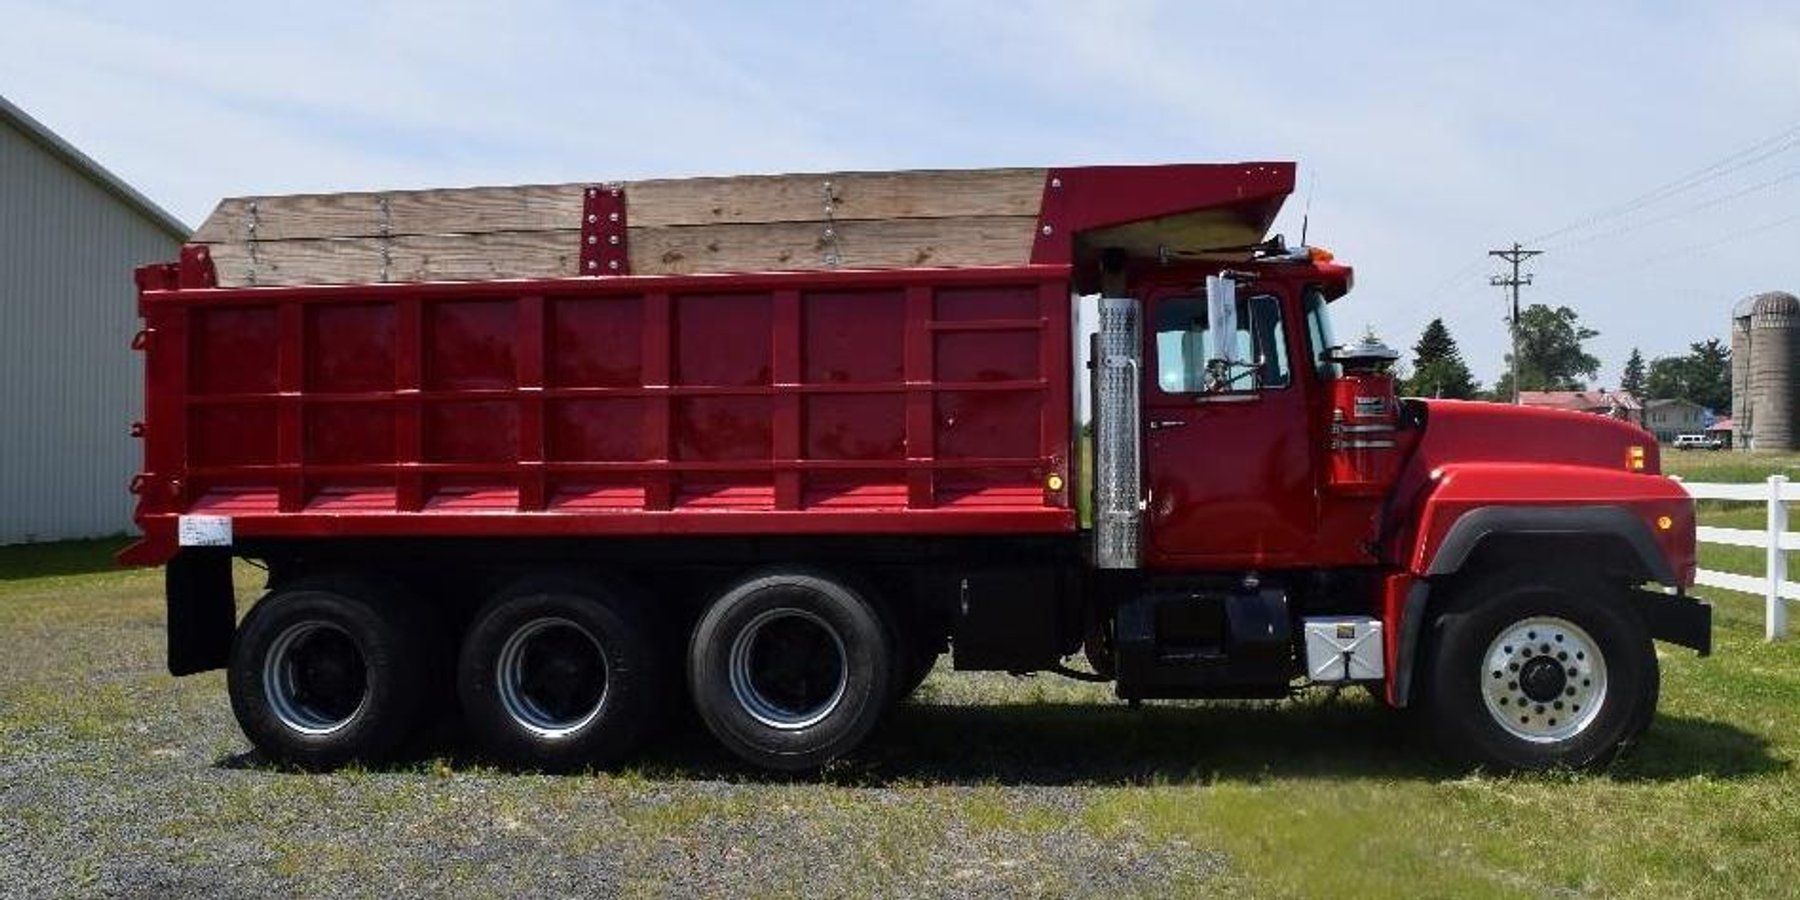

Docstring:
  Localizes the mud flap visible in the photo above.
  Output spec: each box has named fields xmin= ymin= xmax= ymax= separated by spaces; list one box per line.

xmin=1632 ymin=589 xmax=1712 ymax=656
xmin=166 ymin=549 xmax=236 ymax=675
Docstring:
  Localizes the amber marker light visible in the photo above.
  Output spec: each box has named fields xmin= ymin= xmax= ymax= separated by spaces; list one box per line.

xmin=1656 ymin=515 xmax=1674 ymax=531
xmin=1627 ymin=445 xmax=1647 ymax=472
xmin=1046 ymin=473 xmax=1065 ymax=492
xmin=1308 ymin=246 xmax=1336 ymax=263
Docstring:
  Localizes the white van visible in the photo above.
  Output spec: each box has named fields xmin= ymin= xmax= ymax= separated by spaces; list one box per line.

xmin=1673 ymin=433 xmax=1723 ymax=451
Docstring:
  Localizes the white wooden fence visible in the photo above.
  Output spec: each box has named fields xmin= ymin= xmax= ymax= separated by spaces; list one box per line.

xmin=1677 ymin=475 xmax=1795 ymax=640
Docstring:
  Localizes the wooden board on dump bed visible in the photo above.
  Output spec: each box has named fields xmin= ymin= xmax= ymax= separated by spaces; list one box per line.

xmin=192 ymin=169 xmax=1050 ymax=287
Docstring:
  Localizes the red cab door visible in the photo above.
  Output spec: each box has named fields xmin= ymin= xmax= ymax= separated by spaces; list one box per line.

xmin=1141 ymin=287 xmax=1316 ymax=568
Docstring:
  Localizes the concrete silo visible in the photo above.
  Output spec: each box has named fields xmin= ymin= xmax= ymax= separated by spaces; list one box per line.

xmin=1731 ymin=291 xmax=1800 ymax=451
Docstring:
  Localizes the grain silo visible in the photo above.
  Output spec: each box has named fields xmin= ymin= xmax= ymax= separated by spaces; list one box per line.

xmin=1731 ymin=291 xmax=1800 ymax=451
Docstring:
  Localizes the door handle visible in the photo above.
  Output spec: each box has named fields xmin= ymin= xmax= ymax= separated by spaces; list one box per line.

xmin=1148 ymin=419 xmax=1187 ymax=431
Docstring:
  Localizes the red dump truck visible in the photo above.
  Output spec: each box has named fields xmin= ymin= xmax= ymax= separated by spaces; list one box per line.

xmin=123 ymin=162 xmax=1708 ymax=772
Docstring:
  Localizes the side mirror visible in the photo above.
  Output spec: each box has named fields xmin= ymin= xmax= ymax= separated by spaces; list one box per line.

xmin=1205 ymin=275 xmax=1238 ymax=367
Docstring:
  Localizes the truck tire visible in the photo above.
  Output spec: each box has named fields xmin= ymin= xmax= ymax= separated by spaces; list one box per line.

xmin=688 ymin=570 xmax=893 ymax=771
xmin=457 ymin=581 xmax=663 ymax=771
xmin=1418 ymin=572 xmax=1658 ymax=770
xmin=228 ymin=576 xmax=432 ymax=769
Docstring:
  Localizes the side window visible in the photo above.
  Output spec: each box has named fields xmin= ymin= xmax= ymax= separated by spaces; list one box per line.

xmin=1303 ymin=287 xmax=1340 ymax=379
xmin=1154 ymin=294 xmax=1290 ymax=394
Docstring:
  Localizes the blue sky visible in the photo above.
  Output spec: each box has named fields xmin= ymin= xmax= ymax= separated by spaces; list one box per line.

xmin=4 ymin=0 xmax=1797 ymax=386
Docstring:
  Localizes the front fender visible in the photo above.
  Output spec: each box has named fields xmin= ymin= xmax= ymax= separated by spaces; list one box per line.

xmin=1397 ymin=463 xmax=1695 ymax=588
xmin=1380 ymin=463 xmax=1704 ymax=707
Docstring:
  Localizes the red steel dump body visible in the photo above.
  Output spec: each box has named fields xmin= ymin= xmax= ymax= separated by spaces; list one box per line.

xmin=123 ymin=163 xmax=1295 ymax=565
xmin=134 ymin=268 xmax=1074 ymax=542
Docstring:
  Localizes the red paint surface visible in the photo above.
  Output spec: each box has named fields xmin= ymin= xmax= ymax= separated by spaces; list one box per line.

xmin=1385 ymin=400 xmax=1696 ymax=585
xmin=126 ymin=266 xmax=1074 ymax=564
xmin=1132 ymin=269 xmax=1371 ymax=570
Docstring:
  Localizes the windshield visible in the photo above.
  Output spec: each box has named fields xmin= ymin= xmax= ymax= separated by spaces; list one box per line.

xmin=1303 ymin=287 xmax=1339 ymax=379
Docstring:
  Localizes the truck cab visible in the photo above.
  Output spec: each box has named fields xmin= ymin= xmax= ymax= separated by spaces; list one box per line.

xmin=1061 ymin=238 xmax=1708 ymax=768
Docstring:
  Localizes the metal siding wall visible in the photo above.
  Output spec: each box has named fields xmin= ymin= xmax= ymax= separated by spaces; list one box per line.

xmin=0 ymin=123 xmax=181 ymax=544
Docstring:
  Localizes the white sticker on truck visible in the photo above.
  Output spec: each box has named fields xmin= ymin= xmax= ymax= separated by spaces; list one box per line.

xmin=177 ymin=515 xmax=233 ymax=547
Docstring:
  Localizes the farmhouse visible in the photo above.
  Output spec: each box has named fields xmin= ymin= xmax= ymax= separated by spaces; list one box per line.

xmin=1517 ymin=389 xmax=1644 ymax=426
xmin=1643 ymin=397 xmax=1708 ymax=444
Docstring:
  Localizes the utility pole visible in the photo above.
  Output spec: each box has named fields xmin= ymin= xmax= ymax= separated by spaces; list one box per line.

xmin=1490 ymin=242 xmax=1542 ymax=404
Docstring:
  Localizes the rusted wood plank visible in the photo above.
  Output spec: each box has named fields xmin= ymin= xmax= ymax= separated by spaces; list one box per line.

xmin=202 ymin=215 xmax=1041 ymax=287
xmin=630 ymin=216 xmax=1039 ymax=275
xmin=192 ymin=185 xmax=588 ymax=243
xmin=193 ymin=169 xmax=1048 ymax=243
xmin=626 ymin=168 xmax=1047 ymax=227
xmin=204 ymin=231 xmax=581 ymax=286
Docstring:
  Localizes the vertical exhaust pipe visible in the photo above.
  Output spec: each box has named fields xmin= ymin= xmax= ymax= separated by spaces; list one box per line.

xmin=1093 ymin=297 xmax=1142 ymax=569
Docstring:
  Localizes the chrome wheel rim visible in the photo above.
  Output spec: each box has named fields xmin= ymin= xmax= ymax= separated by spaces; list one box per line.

xmin=264 ymin=621 xmax=369 ymax=736
xmin=1481 ymin=616 xmax=1607 ymax=743
xmin=496 ymin=617 xmax=610 ymax=739
xmin=727 ymin=608 xmax=849 ymax=730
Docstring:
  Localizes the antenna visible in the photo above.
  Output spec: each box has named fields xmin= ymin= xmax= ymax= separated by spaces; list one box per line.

xmin=1299 ymin=171 xmax=1317 ymax=246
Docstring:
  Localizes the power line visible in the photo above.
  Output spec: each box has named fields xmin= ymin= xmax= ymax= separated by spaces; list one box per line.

xmin=1549 ymin=208 xmax=1800 ymax=288
xmin=1543 ymin=166 xmax=1800 ymax=252
xmin=1489 ymin=242 xmax=1543 ymax=404
xmin=1528 ymin=120 xmax=1800 ymax=245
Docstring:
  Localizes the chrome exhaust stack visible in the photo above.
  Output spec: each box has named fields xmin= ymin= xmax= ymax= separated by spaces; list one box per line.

xmin=1092 ymin=296 xmax=1143 ymax=569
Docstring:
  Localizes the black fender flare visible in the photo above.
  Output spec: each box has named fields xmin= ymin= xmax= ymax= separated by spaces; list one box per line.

xmin=1423 ymin=505 xmax=1675 ymax=586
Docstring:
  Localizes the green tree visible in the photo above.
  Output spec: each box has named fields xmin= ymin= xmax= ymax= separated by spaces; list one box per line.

xmin=1402 ymin=317 xmax=1479 ymax=398
xmin=1620 ymin=347 xmax=1646 ymax=397
xmin=1644 ymin=338 xmax=1731 ymax=411
xmin=1499 ymin=304 xmax=1600 ymax=394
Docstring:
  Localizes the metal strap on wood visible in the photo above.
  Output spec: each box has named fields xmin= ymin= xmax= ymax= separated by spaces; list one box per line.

xmin=580 ymin=184 xmax=629 ymax=275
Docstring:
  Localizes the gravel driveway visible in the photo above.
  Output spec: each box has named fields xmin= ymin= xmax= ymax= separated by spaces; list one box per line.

xmin=0 ymin=571 xmax=1233 ymax=898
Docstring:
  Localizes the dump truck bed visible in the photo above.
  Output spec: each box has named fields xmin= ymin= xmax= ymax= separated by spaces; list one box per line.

xmin=125 ymin=163 xmax=1295 ymax=564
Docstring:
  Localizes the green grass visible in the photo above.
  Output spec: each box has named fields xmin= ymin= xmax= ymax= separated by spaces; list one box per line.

xmin=0 ymin=535 xmax=133 ymax=581
xmin=1663 ymin=450 xmax=1799 ymax=586
xmin=1661 ymin=449 xmax=1800 ymax=484
xmin=3 ymin=456 xmax=1799 ymax=896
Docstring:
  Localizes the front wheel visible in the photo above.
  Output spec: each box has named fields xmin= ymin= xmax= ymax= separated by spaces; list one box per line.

xmin=1419 ymin=573 xmax=1658 ymax=770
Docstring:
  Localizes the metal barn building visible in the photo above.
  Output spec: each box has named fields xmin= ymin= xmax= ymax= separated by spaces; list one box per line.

xmin=1 ymin=95 xmax=188 ymax=544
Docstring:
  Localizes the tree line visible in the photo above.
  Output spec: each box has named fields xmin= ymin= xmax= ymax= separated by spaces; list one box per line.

xmin=1396 ymin=304 xmax=1730 ymax=412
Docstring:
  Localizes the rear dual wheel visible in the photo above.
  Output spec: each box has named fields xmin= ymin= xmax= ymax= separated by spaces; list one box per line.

xmin=228 ymin=576 xmax=437 ymax=769
xmin=688 ymin=571 xmax=893 ymax=771
xmin=457 ymin=581 xmax=665 ymax=771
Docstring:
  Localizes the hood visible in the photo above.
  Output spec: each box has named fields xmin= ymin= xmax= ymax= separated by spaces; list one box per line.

xmin=1387 ymin=399 xmax=1661 ymax=521
xmin=1408 ymin=399 xmax=1659 ymax=472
